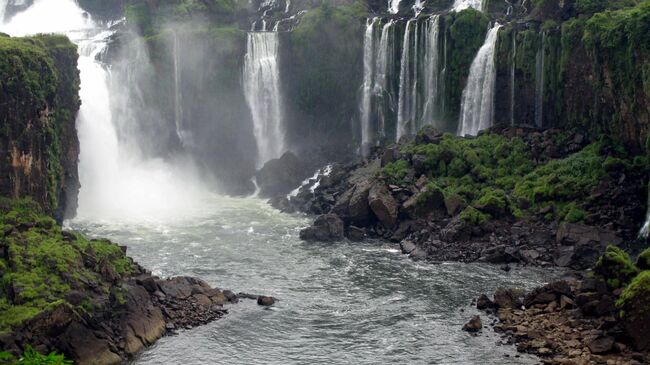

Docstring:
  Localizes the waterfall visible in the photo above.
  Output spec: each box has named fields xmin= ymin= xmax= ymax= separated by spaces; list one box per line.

xmin=0 ymin=0 xmax=7 ymax=23
xmin=388 ymin=0 xmax=401 ymax=14
xmin=534 ymin=31 xmax=546 ymax=128
xmin=1 ymin=0 xmax=211 ymax=222
xmin=172 ymin=30 xmax=185 ymax=145
xmin=510 ymin=31 xmax=516 ymax=126
xmin=374 ymin=20 xmax=395 ymax=142
xmin=396 ymin=19 xmax=415 ymax=141
xmin=641 ymin=185 xmax=650 ymax=239
xmin=457 ymin=23 xmax=502 ymax=137
xmin=243 ymin=32 xmax=286 ymax=166
xmin=360 ymin=18 xmax=378 ymax=156
xmin=451 ymin=0 xmax=484 ymax=11
xmin=421 ymin=15 xmax=441 ymax=128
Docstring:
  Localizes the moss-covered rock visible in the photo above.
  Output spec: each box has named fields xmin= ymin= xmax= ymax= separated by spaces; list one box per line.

xmin=0 ymin=35 xmax=80 ymax=221
xmin=637 ymin=247 xmax=650 ymax=270
xmin=593 ymin=245 xmax=640 ymax=289
xmin=0 ymin=198 xmax=135 ymax=332
xmin=617 ymin=270 xmax=650 ymax=351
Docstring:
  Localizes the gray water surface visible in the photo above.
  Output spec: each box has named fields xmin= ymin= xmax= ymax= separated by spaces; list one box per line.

xmin=70 ymin=196 xmax=553 ymax=365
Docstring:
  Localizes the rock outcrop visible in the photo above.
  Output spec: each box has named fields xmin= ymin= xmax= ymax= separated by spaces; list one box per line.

xmin=0 ymin=34 xmax=81 ymax=222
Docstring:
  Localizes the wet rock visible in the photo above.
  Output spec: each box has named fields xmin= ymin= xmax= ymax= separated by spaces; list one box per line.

xmin=299 ymin=214 xmax=345 ymax=242
xmin=477 ymin=294 xmax=496 ymax=310
xmin=368 ymin=183 xmax=398 ymax=228
xmin=494 ymin=288 xmax=523 ymax=309
xmin=402 ymin=184 xmax=445 ymax=219
xmin=588 ymin=336 xmax=615 ymax=354
xmin=346 ymin=226 xmax=366 ymax=241
xmin=400 ymin=240 xmax=416 ymax=254
xmin=462 ymin=315 xmax=482 ymax=332
xmin=256 ymin=152 xmax=309 ymax=197
xmin=257 ymin=296 xmax=275 ymax=306
xmin=409 ymin=248 xmax=427 ymax=261
xmin=524 ymin=281 xmax=573 ymax=308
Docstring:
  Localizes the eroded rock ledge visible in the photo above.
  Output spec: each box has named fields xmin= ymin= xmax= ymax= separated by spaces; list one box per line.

xmin=0 ymin=199 xmax=269 ymax=364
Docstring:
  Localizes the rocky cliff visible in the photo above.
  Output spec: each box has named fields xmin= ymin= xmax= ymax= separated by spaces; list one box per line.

xmin=0 ymin=34 xmax=80 ymax=222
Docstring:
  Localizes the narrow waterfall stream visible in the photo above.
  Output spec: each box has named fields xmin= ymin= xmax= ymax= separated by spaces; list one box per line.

xmin=421 ymin=15 xmax=441 ymax=128
xmin=457 ymin=23 xmax=502 ymax=136
xmin=534 ymin=31 xmax=546 ymax=128
xmin=396 ymin=19 xmax=415 ymax=140
xmin=243 ymin=31 xmax=286 ymax=166
xmin=173 ymin=30 xmax=185 ymax=145
xmin=360 ymin=18 xmax=378 ymax=155
xmin=374 ymin=20 xmax=395 ymax=141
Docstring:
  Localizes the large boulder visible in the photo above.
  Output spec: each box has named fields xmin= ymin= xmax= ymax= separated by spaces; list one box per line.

xmin=299 ymin=214 xmax=345 ymax=242
xmin=523 ymin=281 xmax=573 ymax=308
xmin=256 ymin=152 xmax=309 ymax=197
xmin=332 ymin=180 xmax=372 ymax=225
xmin=618 ymin=271 xmax=650 ymax=351
xmin=554 ymin=223 xmax=622 ymax=270
xmin=368 ymin=182 xmax=399 ymax=228
xmin=401 ymin=183 xmax=445 ymax=219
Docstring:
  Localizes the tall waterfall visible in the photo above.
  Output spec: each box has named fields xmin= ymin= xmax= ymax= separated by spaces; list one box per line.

xmin=458 ymin=23 xmax=501 ymax=137
xmin=374 ymin=20 xmax=395 ymax=142
xmin=396 ymin=19 xmax=415 ymax=140
xmin=641 ymin=185 xmax=650 ymax=239
xmin=388 ymin=0 xmax=401 ymax=14
xmin=172 ymin=30 xmax=185 ymax=145
xmin=243 ymin=32 xmax=285 ymax=167
xmin=510 ymin=32 xmax=516 ymax=126
xmin=360 ymin=18 xmax=378 ymax=156
xmin=421 ymin=15 xmax=441 ymax=128
xmin=395 ymin=16 xmax=442 ymax=140
xmin=452 ymin=0 xmax=484 ymax=11
xmin=0 ymin=0 xmax=6 ymax=23
xmin=534 ymin=31 xmax=546 ymax=128
xmin=1 ymin=0 xmax=211 ymax=222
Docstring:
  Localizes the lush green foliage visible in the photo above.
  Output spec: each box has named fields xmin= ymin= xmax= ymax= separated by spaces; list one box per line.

xmin=0 ymin=346 xmax=72 ymax=365
xmin=442 ymin=9 xmax=490 ymax=124
xmin=0 ymin=199 xmax=135 ymax=332
xmin=594 ymin=245 xmax=640 ymax=289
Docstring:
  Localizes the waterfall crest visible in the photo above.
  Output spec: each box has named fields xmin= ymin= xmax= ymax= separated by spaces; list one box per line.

xmin=243 ymin=32 xmax=286 ymax=167
xmin=457 ymin=23 xmax=501 ymax=137
xmin=452 ymin=0 xmax=484 ymax=12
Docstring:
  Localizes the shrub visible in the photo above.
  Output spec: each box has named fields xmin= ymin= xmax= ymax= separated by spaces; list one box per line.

xmin=594 ymin=245 xmax=640 ymax=289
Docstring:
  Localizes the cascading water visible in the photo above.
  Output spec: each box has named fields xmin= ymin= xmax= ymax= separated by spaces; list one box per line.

xmin=457 ymin=23 xmax=502 ymax=137
xmin=388 ymin=0 xmax=401 ymax=14
xmin=243 ymin=31 xmax=286 ymax=167
xmin=173 ymin=30 xmax=185 ymax=145
xmin=360 ymin=18 xmax=378 ymax=156
xmin=534 ymin=31 xmax=546 ymax=128
xmin=0 ymin=0 xmax=7 ymax=23
xmin=373 ymin=20 xmax=395 ymax=142
xmin=396 ymin=19 xmax=415 ymax=141
xmin=510 ymin=32 xmax=516 ymax=126
xmin=421 ymin=15 xmax=441 ymax=128
xmin=451 ymin=0 xmax=484 ymax=11
xmin=641 ymin=185 xmax=650 ymax=239
xmin=1 ymin=0 xmax=211 ymax=222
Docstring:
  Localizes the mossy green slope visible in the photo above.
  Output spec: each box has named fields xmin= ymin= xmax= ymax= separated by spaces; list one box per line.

xmin=0 ymin=198 xmax=135 ymax=333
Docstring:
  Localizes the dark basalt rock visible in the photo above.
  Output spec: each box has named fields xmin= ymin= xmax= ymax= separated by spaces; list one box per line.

xmin=462 ymin=315 xmax=482 ymax=332
xmin=299 ymin=214 xmax=345 ymax=242
xmin=256 ymin=152 xmax=310 ymax=198
xmin=257 ymin=296 xmax=276 ymax=306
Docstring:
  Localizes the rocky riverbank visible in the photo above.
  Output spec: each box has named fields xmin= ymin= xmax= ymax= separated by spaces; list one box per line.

xmin=0 ymin=198 xmax=272 ymax=364
xmin=267 ymin=126 xmax=648 ymax=269
xmin=466 ymin=246 xmax=650 ymax=364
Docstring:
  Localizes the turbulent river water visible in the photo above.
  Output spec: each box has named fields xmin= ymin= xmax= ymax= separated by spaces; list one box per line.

xmin=69 ymin=195 xmax=557 ymax=365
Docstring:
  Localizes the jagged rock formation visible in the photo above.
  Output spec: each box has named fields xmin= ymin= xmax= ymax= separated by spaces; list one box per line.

xmin=0 ymin=34 xmax=80 ymax=221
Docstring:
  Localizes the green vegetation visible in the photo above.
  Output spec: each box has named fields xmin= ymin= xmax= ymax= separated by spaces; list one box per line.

xmin=442 ymin=9 xmax=490 ymax=124
xmin=378 ymin=130 xmax=641 ymax=225
xmin=594 ymin=245 xmax=640 ymax=289
xmin=0 ymin=346 xmax=72 ymax=365
xmin=0 ymin=198 xmax=135 ymax=332
xmin=637 ymin=247 xmax=650 ymax=270
xmin=0 ymin=35 xmax=79 ymax=214
xmin=617 ymin=270 xmax=650 ymax=315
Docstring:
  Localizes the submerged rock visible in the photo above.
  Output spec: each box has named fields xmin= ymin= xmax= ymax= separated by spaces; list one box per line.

xmin=462 ymin=315 xmax=482 ymax=332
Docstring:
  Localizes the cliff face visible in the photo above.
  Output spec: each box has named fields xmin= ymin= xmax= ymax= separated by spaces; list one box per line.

xmin=0 ymin=34 xmax=81 ymax=221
